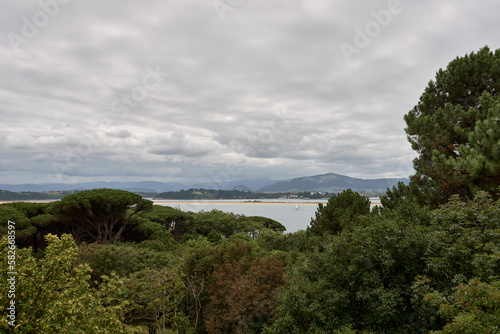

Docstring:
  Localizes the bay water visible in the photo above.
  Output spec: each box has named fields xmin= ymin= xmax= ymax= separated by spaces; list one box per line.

xmin=155 ymin=199 xmax=327 ymax=233
xmin=155 ymin=197 xmax=381 ymax=233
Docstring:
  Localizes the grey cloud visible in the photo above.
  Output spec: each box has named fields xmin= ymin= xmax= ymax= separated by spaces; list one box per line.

xmin=106 ymin=129 xmax=132 ymax=139
xmin=0 ymin=0 xmax=499 ymax=184
xmin=147 ymin=132 xmax=219 ymax=158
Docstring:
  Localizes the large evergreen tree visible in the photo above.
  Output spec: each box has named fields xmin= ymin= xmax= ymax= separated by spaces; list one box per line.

xmin=50 ymin=189 xmax=152 ymax=244
xmin=308 ymin=189 xmax=370 ymax=236
xmin=434 ymin=92 xmax=500 ymax=196
xmin=404 ymin=46 xmax=500 ymax=204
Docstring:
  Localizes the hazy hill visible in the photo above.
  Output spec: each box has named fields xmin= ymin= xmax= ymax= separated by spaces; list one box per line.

xmin=188 ymin=178 xmax=279 ymax=191
xmin=257 ymin=173 xmax=409 ymax=193
xmin=231 ymin=185 xmax=252 ymax=192
xmin=0 ymin=180 xmax=274 ymax=193
xmin=0 ymin=173 xmax=409 ymax=194
xmin=0 ymin=181 xmax=186 ymax=193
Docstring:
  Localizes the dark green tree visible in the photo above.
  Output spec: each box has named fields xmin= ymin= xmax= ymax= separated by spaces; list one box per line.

xmin=49 ymin=189 xmax=152 ymax=244
xmin=4 ymin=202 xmax=56 ymax=252
xmin=272 ymin=192 xmax=500 ymax=333
xmin=0 ymin=204 xmax=35 ymax=245
xmin=426 ymin=278 xmax=500 ymax=333
xmin=191 ymin=209 xmax=245 ymax=238
xmin=308 ymin=189 xmax=370 ymax=236
xmin=139 ymin=205 xmax=193 ymax=240
xmin=245 ymin=216 xmax=286 ymax=233
xmin=404 ymin=46 xmax=500 ymax=204
xmin=77 ymin=242 xmax=174 ymax=282
xmin=433 ymin=92 xmax=500 ymax=197
xmin=379 ymin=182 xmax=432 ymax=226
xmin=273 ymin=217 xmax=432 ymax=333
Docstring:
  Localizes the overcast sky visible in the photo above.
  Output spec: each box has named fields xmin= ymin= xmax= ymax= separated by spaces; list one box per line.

xmin=1 ymin=0 xmax=499 ymax=185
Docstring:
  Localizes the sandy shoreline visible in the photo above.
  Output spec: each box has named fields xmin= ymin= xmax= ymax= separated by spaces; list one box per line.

xmin=1 ymin=199 xmax=381 ymax=206
xmin=153 ymin=200 xmax=382 ymax=206
xmin=0 ymin=199 xmax=59 ymax=204
xmin=0 ymin=199 xmax=321 ymax=205
xmin=153 ymin=200 xmax=323 ymax=205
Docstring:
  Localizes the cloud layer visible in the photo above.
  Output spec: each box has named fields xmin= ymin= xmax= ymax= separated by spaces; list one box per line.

xmin=1 ymin=0 xmax=499 ymax=184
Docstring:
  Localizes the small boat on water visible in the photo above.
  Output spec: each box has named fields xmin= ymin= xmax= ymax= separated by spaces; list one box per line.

xmin=295 ymin=203 xmax=300 ymax=210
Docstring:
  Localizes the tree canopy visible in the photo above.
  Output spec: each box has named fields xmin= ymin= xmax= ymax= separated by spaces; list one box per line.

xmin=0 ymin=234 xmax=130 ymax=333
xmin=404 ymin=46 xmax=500 ymax=204
xmin=308 ymin=189 xmax=370 ymax=235
xmin=49 ymin=188 xmax=153 ymax=244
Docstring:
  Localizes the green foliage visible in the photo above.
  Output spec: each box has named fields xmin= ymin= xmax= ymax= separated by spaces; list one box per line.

xmin=187 ymin=209 xmax=283 ymax=240
xmin=191 ymin=209 xmax=244 ymax=238
xmin=156 ymin=188 xmax=254 ymax=200
xmin=272 ymin=191 xmax=500 ymax=333
xmin=0 ymin=234 xmax=130 ymax=333
xmin=404 ymin=46 xmax=500 ymax=204
xmin=0 ymin=202 xmax=58 ymax=251
xmin=78 ymin=242 xmax=174 ymax=282
xmin=434 ymin=93 xmax=500 ymax=197
xmin=0 ymin=190 xmax=77 ymax=201
xmin=381 ymin=182 xmax=420 ymax=210
xmin=245 ymin=216 xmax=286 ymax=233
xmin=257 ymin=229 xmax=323 ymax=254
xmin=379 ymin=182 xmax=432 ymax=225
xmin=155 ymin=188 xmax=335 ymax=200
xmin=123 ymin=268 xmax=192 ymax=333
xmin=204 ymin=254 xmax=285 ymax=333
xmin=2 ymin=159 xmax=498 ymax=332
xmin=49 ymin=188 xmax=153 ymax=244
xmin=273 ymin=218 xmax=431 ymax=333
xmin=426 ymin=192 xmax=500 ymax=281
xmin=179 ymin=237 xmax=286 ymax=333
xmin=308 ymin=189 xmax=370 ymax=236
xmin=429 ymin=278 xmax=500 ymax=334
xmin=139 ymin=205 xmax=193 ymax=240
xmin=0 ymin=204 xmax=36 ymax=244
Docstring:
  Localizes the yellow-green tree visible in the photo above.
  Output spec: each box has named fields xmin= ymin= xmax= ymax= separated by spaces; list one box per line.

xmin=0 ymin=234 xmax=131 ymax=333
xmin=123 ymin=268 xmax=191 ymax=333
xmin=426 ymin=278 xmax=500 ymax=333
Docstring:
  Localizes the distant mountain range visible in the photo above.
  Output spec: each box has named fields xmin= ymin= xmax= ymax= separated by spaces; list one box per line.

xmin=0 ymin=173 xmax=409 ymax=194
xmin=256 ymin=173 xmax=409 ymax=193
xmin=0 ymin=181 xmax=186 ymax=193
xmin=188 ymin=178 xmax=278 ymax=191
xmin=0 ymin=179 xmax=278 ymax=193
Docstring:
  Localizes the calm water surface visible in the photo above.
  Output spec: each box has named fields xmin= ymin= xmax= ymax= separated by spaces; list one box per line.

xmin=155 ymin=199 xmax=327 ymax=233
xmin=155 ymin=198 xmax=380 ymax=233
xmin=154 ymin=197 xmax=380 ymax=233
